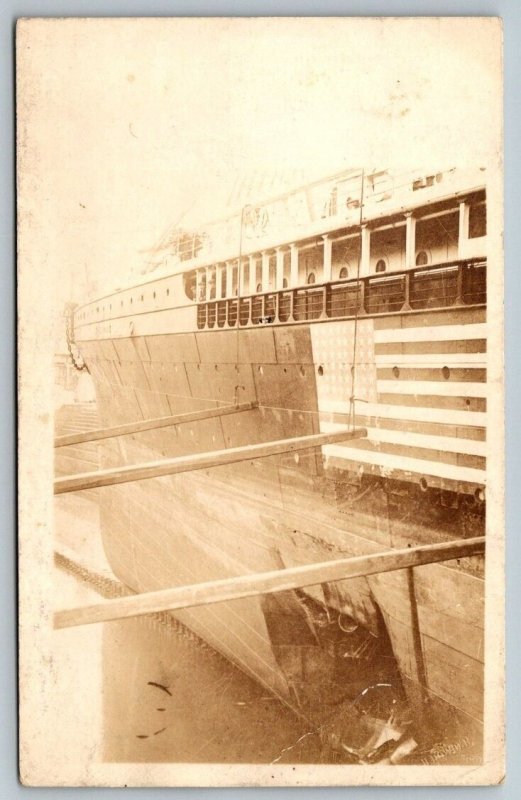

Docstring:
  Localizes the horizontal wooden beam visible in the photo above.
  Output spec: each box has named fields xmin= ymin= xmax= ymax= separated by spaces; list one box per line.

xmin=54 ymin=401 xmax=259 ymax=448
xmin=54 ymin=536 xmax=485 ymax=629
xmin=54 ymin=427 xmax=367 ymax=495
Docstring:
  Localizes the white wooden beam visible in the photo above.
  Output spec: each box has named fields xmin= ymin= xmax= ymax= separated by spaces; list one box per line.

xmin=54 ymin=427 xmax=367 ymax=495
xmin=54 ymin=537 xmax=485 ymax=629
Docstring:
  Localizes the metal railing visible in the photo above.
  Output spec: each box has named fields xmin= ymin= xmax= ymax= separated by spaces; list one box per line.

xmin=196 ymin=257 xmax=486 ymax=330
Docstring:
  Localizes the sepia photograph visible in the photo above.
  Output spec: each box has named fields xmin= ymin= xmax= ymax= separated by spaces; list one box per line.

xmin=17 ymin=17 xmax=504 ymax=786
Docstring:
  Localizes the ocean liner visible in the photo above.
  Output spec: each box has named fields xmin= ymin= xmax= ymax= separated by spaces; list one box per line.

xmin=62 ymin=167 xmax=487 ymax=758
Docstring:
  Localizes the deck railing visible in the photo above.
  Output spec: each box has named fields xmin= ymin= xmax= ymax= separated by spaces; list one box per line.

xmin=196 ymin=257 xmax=486 ymax=330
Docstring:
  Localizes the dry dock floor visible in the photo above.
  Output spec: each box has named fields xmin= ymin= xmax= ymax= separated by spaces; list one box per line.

xmin=53 ymin=494 xmax=325 ymax=764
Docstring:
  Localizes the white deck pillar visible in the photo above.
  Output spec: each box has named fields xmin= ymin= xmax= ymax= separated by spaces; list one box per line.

xmin=458 ymin=201 xmax=470 ymax=258
xmin=405 ymin=212 xmax=416 ymax=270
xmin=360 ymin=225 xmax=371 ymax=276
xmin=322 ymin=234 xmax=332 ymax=282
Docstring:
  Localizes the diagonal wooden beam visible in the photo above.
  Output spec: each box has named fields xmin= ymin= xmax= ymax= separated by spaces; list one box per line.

xmin=54 ymin=427 xmax=367 ymax=495
xmin=54 ymin=401 xmax=259 ymax=448
xmin=53 ymin=536 xmax=485 ymax=630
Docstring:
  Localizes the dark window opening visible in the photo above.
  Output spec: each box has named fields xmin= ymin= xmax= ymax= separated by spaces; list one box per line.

xmin=468 ymin=203 xmax=486 ymax=239
xmin=375 ymin=259 xmax=387 ymax=273
xmin=413 ymin=175 xmax=435 ymax=191
xmin=256 ymin=282 xmax=263 ymax=293
xmin=339 ymin=266 xmax=348 ymax=279
xmin=175 ymin=230 xmax=203 ymax=261
xmin=415 ymin=250 xmax=429 ymax=266
xmin=307 ymin=272 xmax=316 ymax=284
xmin=183 ymin=269 xmax=197 ymax=301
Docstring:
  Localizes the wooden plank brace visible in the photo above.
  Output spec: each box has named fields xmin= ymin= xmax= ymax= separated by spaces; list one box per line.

xmin=54 ymin=536 xmax=485 ymax=629
xmin=54 ymin=400 xmax=259 ymax=448
xmin=54 ymin=427 xmax=368 ymax=494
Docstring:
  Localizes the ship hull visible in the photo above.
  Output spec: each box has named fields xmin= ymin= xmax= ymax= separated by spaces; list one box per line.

xmin=74 ymin=306 xmax=486 ymax=749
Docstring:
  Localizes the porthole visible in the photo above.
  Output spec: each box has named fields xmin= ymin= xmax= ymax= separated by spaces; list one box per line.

xmin=140 ymin=294 xmax=144 ymax=302
xmin=256 ymin=283 xmax=263 ymax=293
xmin=392 ymin=366 xmax=400 ymax=378
xmin=130 ymin=297 xmax=133 ymax=304
xmin=415 ymin=250 xmax=429 ymax=266
xmin=153 ymin=291 xmax=156 ymax=299
xmin=166 ymin=288 xmax=170 ymax=296
xmin=442 ymin=366 xmax=450 ymax=380
xmin=475 ymin=487 xmax=485 ymax=504
xmin=419 ymin=477 xmax=428 ymax=492
xmin=299 ymin=366 xmax=306 ymax=377
xmin=318 ymin=365 xmax=324 ymax=376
